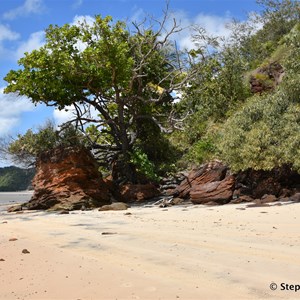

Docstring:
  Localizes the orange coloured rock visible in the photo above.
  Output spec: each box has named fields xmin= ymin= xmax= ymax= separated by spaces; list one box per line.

xmin=173 ymin=161 xmax=228 ymax=199
xmin=119 ymin=183 xmax=161 ymax=202
xmin=190 ymin=175 xmax=235 ymax=205
xmin=26 ymin=146 xmax=110 ymax=211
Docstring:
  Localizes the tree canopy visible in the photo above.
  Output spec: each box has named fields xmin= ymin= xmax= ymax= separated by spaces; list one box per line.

xmin=4 ymin=0 xmax=300 ymax=178
xmin=4 ymin=12 xmax=189 ymax=182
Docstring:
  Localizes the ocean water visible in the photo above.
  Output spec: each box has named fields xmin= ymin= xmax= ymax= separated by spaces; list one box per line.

xmin=0 ymin=192 xmax=32 ymax=212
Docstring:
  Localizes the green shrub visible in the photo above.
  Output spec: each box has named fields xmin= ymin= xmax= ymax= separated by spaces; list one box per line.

xmin=184 ymin=138 xmax=216 ymax=165
xmin=130 ymin=147 xmax=160 ymax=182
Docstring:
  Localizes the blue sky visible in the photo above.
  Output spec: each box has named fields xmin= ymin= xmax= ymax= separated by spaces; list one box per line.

xmin=0 ymin=0 xmax=259 ymax=165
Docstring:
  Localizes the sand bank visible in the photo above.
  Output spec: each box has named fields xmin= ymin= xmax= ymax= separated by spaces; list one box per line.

xmin=1 ymin=202 xmax=300 ymax=299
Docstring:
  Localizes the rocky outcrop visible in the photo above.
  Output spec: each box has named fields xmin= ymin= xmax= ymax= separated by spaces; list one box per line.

xmin=25 ymin=146 xmax=110 ymax=211
xmin=118 ymin=183 xmax=161 ymax=202
xmin=170 ymin=162 xmax=300 ymax=206
xmin=173 ymin=161 xmax=228 ymax=199
xmin=250 ymin=61 xmax=284 ymax=94
xmin=190 ymin=175 xmax=235 ymax=205
xmin=234 ymin=165 xmax=300 ymax=199
xmin=159 ymin=174 xmax=186 ymax=196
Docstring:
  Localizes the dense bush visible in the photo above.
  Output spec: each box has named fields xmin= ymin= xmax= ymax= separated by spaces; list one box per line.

xmin=218 ymin=24 xmax=300 ymax=172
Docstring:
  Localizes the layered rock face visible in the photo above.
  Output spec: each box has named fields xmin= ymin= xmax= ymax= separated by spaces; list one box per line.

xmin=173 ymin=161 xmax=235 ymax=205
xmin=27 ymin=146 xmax=110 ymax=211
xmin=190 ymin=175 xmax=235 ymax=204
xmin=170 ymin=161 xmax=300 ymax=206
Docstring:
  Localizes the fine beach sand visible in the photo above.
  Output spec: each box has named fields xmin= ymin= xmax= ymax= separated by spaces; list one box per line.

xmin=1 ymin=202 xmax=300 ymax=300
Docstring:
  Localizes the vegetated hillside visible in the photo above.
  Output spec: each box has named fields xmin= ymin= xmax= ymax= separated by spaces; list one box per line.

xmin=3 ymin=0 xmax=300 ymax=182
xmin=0 ymin=166 xmax=35 ymax=191
xmin=172 ymin=1 xmax=300 ymax=173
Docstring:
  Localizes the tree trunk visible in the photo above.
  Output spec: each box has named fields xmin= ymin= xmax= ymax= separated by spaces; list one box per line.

xmin=116 ymin=90 xmax=137 ymax=183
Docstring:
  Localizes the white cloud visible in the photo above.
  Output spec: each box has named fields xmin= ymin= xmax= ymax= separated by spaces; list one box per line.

xmin=53 ymin=107 xmax=76 ymax=126
xmin=169 ymin=11 xmax=232 ymax=50
xmin=0 ymin=24 xmax=20 ymax=59
xmin=0 ymin=24 xmax=20 ymax=42
xmin=3 ymin=0 xmax=45 ymax=20
xmin=194 ymin=13 xmax=231 ymax=38
xmin=0 ymin=88 xmax=35 ymax=136
xmin=15 ymin=31 xmax=45 ymax=59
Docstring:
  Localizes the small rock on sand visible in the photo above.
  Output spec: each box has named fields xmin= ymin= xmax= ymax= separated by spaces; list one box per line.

xmin=22 ymin=249 xmax=30 ymax=254
xmin=9 ymin=238 xmax=18 ymax=241
xmin=99 ymin=202 xmax=129 ymax=211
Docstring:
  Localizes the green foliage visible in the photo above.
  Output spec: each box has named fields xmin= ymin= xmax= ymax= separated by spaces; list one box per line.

xmin=4 ymin=2 xmax=300 ymax=178
xmin=130 ymin=147 xmax=159 ymax=182
xmin=4 ymin=14 xmax=187 ymax=182
xmin=175 ymin=31 xmax=251 ymax=167
xmin=4 ymin=16 xmax=133 ymax=108
xmin=8 ymin=121 xmax=86 ymax=166
xmin=0 ymin=167 xmax=35 ymax=191
xmin=8 ymin=122 xmax=57 ymax=165
xmin=184 ymin=138 xmax=216 ymax=165
xmin=175 ymin=2 xmax=300 ymax=172
xmin=253 ymin=72 xmax=274 ymax=89
xmin=218 ymin=25 xmax=300 ymax=172
xmin=225 ymin=1 xmax=300 ymax=70
xmin=218 ymin=87 xmax=300 ymax=171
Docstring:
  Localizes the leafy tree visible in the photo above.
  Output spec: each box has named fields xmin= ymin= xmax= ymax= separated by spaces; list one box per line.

xmin=172 ymin=28 xmax=250 ymax=166
xmin=218 ymin=24 xmax=300 ymax=172
xmin=4 ymin=13 xmax=189 ymax=182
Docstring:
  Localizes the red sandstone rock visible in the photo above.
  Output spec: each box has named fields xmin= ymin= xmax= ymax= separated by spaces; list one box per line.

xmin=119 ymin=183 xmax=160 ymax=202
xmin=190 ymin=175 xmax=235 ymax=205
xmin=25 ymin=146 xmax=110 ymax=211
xmin=173 ymin=161 xmax=228 ymax=199
xmin=235 ymin=165 xmax=300 ymax=199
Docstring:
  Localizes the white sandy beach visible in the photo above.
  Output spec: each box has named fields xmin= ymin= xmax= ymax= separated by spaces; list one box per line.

xmin=1 ymin=202 xmax=300 ymax=300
